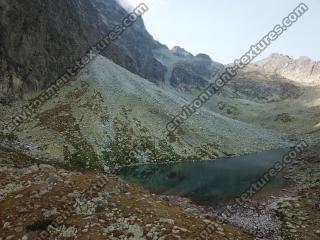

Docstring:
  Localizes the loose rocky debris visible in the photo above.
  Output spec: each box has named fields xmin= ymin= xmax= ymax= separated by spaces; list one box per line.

xmin=274 ymin=148 xmax=320 ymax=240
xmin=0 ymin=144 xmax=318 ymax=240
xmin=0 ymin=148 xmax=253 ymax=240
xmin=159 ymin=146 xmax=320 ymax=240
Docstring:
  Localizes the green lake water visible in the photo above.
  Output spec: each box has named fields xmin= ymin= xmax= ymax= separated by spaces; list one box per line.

xmin=119 ymin=148 xmax=290 ymax=200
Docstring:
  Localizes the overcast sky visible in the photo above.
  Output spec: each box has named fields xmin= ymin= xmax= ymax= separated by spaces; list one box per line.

xmin=118 ymin=0 xmax=320 ymax=64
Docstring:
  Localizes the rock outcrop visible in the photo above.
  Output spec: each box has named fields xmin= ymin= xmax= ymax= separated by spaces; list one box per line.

xmin=0 ymin=0 xmax=166 ymax=102
xmin=254 ymin=53 xmax=320 ymax=85
xmin=154 ymin=47 xmax=224 ymax=88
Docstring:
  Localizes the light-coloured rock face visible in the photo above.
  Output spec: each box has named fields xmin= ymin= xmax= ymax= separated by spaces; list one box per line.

xmin=254 ymin=53 xmax=320 ymax=85
xmin=171 ymin=46 xmax=193 ymax=58
xmin=226 ymin=67 xmax=303 ymax=103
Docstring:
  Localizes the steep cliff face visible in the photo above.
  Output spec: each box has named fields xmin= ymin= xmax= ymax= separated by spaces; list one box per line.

xmin=0 ymin=0 xmax=166 ymax=102
xmin=154 ymin=47 xmax=224 ymax=88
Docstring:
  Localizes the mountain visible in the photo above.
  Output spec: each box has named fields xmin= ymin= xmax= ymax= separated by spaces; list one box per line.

xmin=0 ymin=0 xmax=166 ymax=102
xmin=253 ymin=53 xmax=320 ymax=85
xmin=225 ymin=63 xmax=303 ymax=103
xmin=0 ymin=1 xmax=320 ymax=239
xmin=1 ymin=55 xmax=290 ymax=169
xmin=154 ymin=46 xmax=224 ymax=89
xmin=0 ymin=0 xmax=319 ymax=169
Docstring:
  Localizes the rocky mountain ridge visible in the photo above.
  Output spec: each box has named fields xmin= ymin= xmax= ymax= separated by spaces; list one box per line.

xmin=253 ymin=53 xmax=320 ymax=85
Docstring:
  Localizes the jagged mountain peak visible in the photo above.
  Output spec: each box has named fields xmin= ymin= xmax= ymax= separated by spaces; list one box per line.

xmin=255 ymin=53 xmax=292 ymax=67
xmin=268 ymin=53 xmax=292 ymax=60
xmin=195 ymin=53 xmax=212 ymax=61
xmin=254 ymin=53 xmax=320 ymax=85
xmin=261 ymin=53 xmax=318 ymax=63
xmin=170 ymin=46 xmax=193 ymax=57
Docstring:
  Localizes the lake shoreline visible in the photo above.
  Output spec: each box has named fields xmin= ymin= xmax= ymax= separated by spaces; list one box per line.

xmin=119 ymin=145 xmax=320 ymax=239
xmin=155 ymin=146 xmax=320 ymax=239
xmin=157 ymin=171 xmax=295 ymax=239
